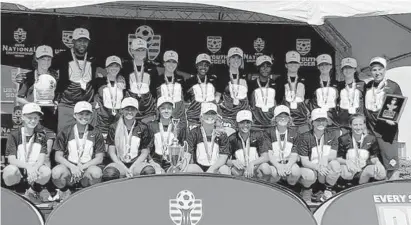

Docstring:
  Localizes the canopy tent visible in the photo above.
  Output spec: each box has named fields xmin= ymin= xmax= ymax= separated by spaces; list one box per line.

xmin=2 ymin=0 xmax=411 ymax=158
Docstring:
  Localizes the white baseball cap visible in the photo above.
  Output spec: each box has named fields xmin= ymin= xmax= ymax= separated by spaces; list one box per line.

xmin=131 ymin=38 xmax=147 ymax=50
xmin=311 ymin=108 xmax=328 ymax=121
xmin=157 ymin=96 xmax=175 ymax=108
xmin=35 ymin=45 xmax=53 ymax=58
xmin=163 ymin=50 xmax=179 ymax=62
xmin=285 ymin=51 xmax=301 ymax=63
xmin=256 ymin=55 xmax=273 ymax=67
xmin=236 ymin=110 xmax=253 ymax=123
xmin=22 ymin=103 xmax=43 ymax=115
xmin=196 ymin=53 xmax=211 ymax=64
xmin=74 ymin=101 xmax=93 ymax=114
xmin=121 ymin=97 xmax=139 ymax=109
xmin=317 ymin=54 xmax=332 ymax=65
xmin=105 ymin=55 xmax=122 ymax=67
xmin=227 ymin=47 xmax=244 ymax=58
xmin=72 ymin=28 xmax=90 ymax=40
xmin=201 ymin=102 xmax=218 ymax=115
xmin=369 ymin=57 xmax=387 ymax=68
xmin=274 ymin=105 xmax=290 ymax=118
xmin=341 ymin=57 xmax=357 ymax=68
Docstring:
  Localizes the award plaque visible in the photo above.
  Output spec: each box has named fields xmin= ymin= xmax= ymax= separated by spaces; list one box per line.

xmin=377 ymin=94 xmax=407 ymax=123
xmin=33 ymin=74 xmax=57 ymax=106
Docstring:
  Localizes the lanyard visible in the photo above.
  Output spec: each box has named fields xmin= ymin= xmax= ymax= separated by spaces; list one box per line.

xmin=159 ymin=121 xmax=173 ymax=156
xmin=319 ymin=78 xmax=330 ymax=107
xmin=352 ymin=134 xmax=365 ymax=167
xmin=200 ymin=127 xmax=216 ymax=163
xmin=21 ymin=127 xmax=35 ymax=163
xmin=71 ymin=49 xmax=88 ymax=85
xmin=123 ymin=120 xmax=136 ymax=157
xmin=106 ymin=77 xmax=118 ymax=115
xmin=276 ymin=129 xmax=288 ymax=162
xmin=74 ymin=124 xmax=89 ymax=163
xmin=239 ymin=133 xmax=251 ymax=167
xmin=133 ymin=61 xmax=144 ymax=96
xmin=345 ymin=81 xmax=356 ymax=108
xmin=164 ymin=75 xmax=175 ymax=100
xmin=197 ymin=75 xmax=208 ymax=102
xmin=257 ymin=77 xmax=269 ymax=106
xmin=371 ymin=79 xmax=386 ymax=109
xmin=229 ymin=73 xmax=240 ymax=100
xmin=314 ymin=133 xmax=324 ymax=162
xmin=287 ymin=75 xmax=298 ymax=102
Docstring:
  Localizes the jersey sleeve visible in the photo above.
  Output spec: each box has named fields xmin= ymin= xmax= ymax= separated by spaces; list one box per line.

xmin=330 ymin=130 xmax=339 ymax=151
xmin=5 ymin=132 xmax=18 ymax=157
xmin=337 ymin=136 xmax=347 ymax=158
xmin=17 ymin=81 xmax=29 ymax=98
xmin=106 ymin=124 xmax=116 ymax=146
xmin=53 ymin=127 xmax=68 ymax=155
xmin=38 ymin=132 xmax=48 ymax=154
xmin=93 ymin=129 xmax=106 ymax=154
xmin=218 ymin=132 xmax=230 ymax=155
xmin=297 ymin=133 xmax=310 ymax=157
xmin=140 ymin=124 xmax=152 ymax=150
xmin=257 ymin=131 xmax=270 ymax=154
xmin=368 ymin=135 xmax=380 ymax=158
xmin=187 ymin=129 xmax=197 ymax=155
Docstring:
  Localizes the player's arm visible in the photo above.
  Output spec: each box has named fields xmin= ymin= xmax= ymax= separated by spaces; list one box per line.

xmin=298 ymin=135 xmax=319 ymax=171
xmin=132 ymin=125 xmax=153 ymax=166
xmin=250 ymin=132 xmax=270 ymax=167
xmin=81 ymin=131 xmax=105 ymax=169
xmin=54 ymin=130 xmax=77 ymax=169
xmin=207 ymin=154 xmax=229 ymax=172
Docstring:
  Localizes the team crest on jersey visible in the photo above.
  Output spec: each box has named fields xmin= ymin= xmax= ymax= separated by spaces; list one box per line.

xmin=62 ymin=31 xmax=74 ymax=48
xmin=128 ymin=25 xmax=161 ymax=61
xmin=253 ymin=38 xmax=265 ymax=52
xmin=14 ymin=28 xmax=27 ymax=44
xmin=207 ymin=36 xmax=222 ymax=54
xmin=169 ymin=190 xmax=202 ymax=225
xmin=296 ymin=39 xmax=311 ymax=56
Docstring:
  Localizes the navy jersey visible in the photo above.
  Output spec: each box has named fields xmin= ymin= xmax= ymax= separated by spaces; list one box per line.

xmin=248 ymin=77 xmax=277 ymax=127
xmin=337 ymin=132 xmax=379 ymax=169
xmin=336 ymin=80 xmax=366 ymax=127
xmin=228 ymin=131 xmax=270 ymax=165
xmin=297 ymin=129 xmax=339 ymax=164
xmin=6 ymin=127 xmax=48 ymax=164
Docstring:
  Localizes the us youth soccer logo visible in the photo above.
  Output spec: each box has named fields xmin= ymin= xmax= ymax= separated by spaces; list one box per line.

xmin=14 ymin=28 xmax=27 ymax=44
xmin=128 ymin=25 xmax=161 ymax=61
xmin=169 ymin=190 xmax=202 ymax=225
xmin=296 ymin=39 xmax=311 ymax=56
xmin=62 ymin=30 xmax=74 ymax=48
xmin=253 ymin=37 xmax=265 ymax=52
xmin=207 ymin=36 xmax=222 ymax=54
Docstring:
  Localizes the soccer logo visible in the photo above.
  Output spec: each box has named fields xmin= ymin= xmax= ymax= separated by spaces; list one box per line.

xmin=128 ymin=25 xmax=161 ymax=61
xmin=253 ymin=37 xmax=265 ymax=52
xmin=62 ymin=30 xmax=74 ymax=48
xmin=170 ymin=190 xmax=202 ymax=225
xmin=135 ymin=25 xmax=154 ymax=43
xmin=296 ymin=39 xmax=311 ymax=56
xmin=14 ymin=28 xmax=27 ymax=44
xmin=207 ymin=36 xmax=222 ymax=54
xmin=12 ymin=108 xmax=22 ymax=126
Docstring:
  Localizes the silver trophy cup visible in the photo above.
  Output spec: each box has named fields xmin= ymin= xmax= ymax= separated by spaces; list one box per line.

xmin=33 ymin=74 xmax=56 ymax=106
xmin=165 ymin=119 xmax=189 ymax=173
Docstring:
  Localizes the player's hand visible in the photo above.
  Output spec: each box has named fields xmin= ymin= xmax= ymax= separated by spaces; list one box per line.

xmin=244 ymin=163 xmax=255 ymax=178
xmin=374 ymin=161 xmax=383 ymax=176
xmin=284 ymin=163 xmax=293 ymax=175
xmin=232 ymin=160 xmax=245 ymax=170
xmin=69 ymin=165 xmax=83 ymax=182
xmin=346 ymin=160 xmax=359 ymax=173
xmin=26 ymin=166 xmax=38 ymax=183
xmin=319 ymin=158 xmax=328 ymax=167
xmin=277 ymin=164 xmax=287 ymax=177
xmin=385 ymin=120 xmax=396 ymax=126
xmin=122 ymin=164 xmax=133 ymax=178
xmin=15 ymin=73 xmax=27 ymax=83
xmin=317 ymin=165 xmax=329 ymax=176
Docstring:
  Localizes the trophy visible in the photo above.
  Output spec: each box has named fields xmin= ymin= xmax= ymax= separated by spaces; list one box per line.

xmin=33 ymin=74 xmax=56 ymax=106
xmin=165 ymin=119 xmax=189 ymax=173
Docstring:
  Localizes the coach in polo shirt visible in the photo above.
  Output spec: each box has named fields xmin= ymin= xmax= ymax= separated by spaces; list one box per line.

xmin=52 ymin=28 xmax=101 ymax=132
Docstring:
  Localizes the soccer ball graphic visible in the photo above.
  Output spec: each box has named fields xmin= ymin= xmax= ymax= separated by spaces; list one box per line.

xmin=176 ymin=190 xmax=195 ymax=210
xmin=135 ymin=25 xmax=154 ymax=44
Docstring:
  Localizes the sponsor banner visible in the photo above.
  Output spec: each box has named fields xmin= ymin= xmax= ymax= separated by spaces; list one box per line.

xmin=314 ymin=180 xmax=411 ymax=225
xmin=1 ymin=188 xmax=44 ymax=225
xmin=46 ymin=175 xmax=316 ymax=225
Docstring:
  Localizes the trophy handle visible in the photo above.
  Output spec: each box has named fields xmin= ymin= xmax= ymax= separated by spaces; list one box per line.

xmin=178 ymin=141 xmax=190 ymax=172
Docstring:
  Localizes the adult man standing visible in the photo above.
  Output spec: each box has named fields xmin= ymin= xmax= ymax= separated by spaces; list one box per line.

xmin=53 ymin=27 xmax=100 ymax=132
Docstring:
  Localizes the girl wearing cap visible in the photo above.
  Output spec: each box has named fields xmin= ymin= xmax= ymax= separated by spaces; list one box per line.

xmin=308 ymin=54 xmax=340 ymax=129
xmin=52 ymin=101 xmax=105 ymax=201
xmin=267 ymin=105 xmax=301 ymax=186
xmin=297 ymin=108 xmax=341 ymax=203
xmin=185 ymin=53 xmax=218 ymax=130
xmin=337 ymin=58 xmax=366 ymax=129
xmin=227 ymin=110 xmax=272 ymax=180
xmin=249 ymin=55 xmax=278 ymax=130
xmin=337 ymin=114 xmax=386 ymax=185
xmin=218 ymin=47 xmax=250 ymax=132
xmin=154 ymin=50 xmax=187 ymax=128
xmin=184 ymin=103 xmax=231 ymax=174
xmin=102 ymin=97 xmax=158 ymax=181
xmin=280 ymin=51 xmax=310 ymax=134
xmin=124 ymin=38 xmax=158 ymax=123
xmin=3 ymin=103 xmax=51 ymax=203
xmin=364 ymin=57 xmax=403 ymax=180
xmin=147 ymin=96 xmax=186 ymax=172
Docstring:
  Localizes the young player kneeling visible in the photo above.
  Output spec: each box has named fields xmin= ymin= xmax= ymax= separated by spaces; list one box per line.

xmin=337 ymin=114 xmax=386 ymax=185
xmin=52 ymin=101 xmax=105 ymax=201
xmin=3 ymin=103 xmax=51 ymax=203
xmin=267 ymin=105 xmax=301 ymax=186
xmin=298 ymin=109 xmax=341 ymax=202
xmin=227 ymin=110 xmax=271 ymax=180
xmin=185 ymin=103 xmax=231 ymax=174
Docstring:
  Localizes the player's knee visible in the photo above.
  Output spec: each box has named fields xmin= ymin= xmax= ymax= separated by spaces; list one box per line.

xmin=328 ymin=160 xmax=341 ymax=173
xmin=231 ymin=167 xmax=243 ymax=176
xmin=300 ymin=168 xmax=317 ymax=187
xmin=218 ymin=165 xmax=231 ymax=175
xmin=341 ymin=166 xmax=354 ymax=180
xmin=51 ymin=164 xmax=69 ymax=179
xmin=290 ymin=164 xmax=301 ymax=177
xmin=36 ymin=165 xmax=51 ymax=185
xmin=102 ymin=166 xmax=121 ymax=181
xmin=87 ymin=166 xmax=103 ymax=179
xmin=185 ymin=164 xmax=203 ymax=173
xmin=2 ymin=165 xmax=22 ymax=186
xmin=140 ymin=165 xmax=156 ymax=175
xmin=374 ymin=166 xmax=387 ymax=180
xmin=258 ymin=163 xmax=271 ymax=176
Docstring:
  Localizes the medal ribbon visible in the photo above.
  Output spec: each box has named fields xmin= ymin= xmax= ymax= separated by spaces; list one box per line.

xmin=257 ymin=77 xmax=269 ymax=106
xmin=21 ymin=127 xmax=35 ymax=163
xmin=123 ymin=120 xmax=136 ymax=159
xmin=345 ymin=81 xmax=356 ymax=108
xmin=133 ymin=61 xmax=144 ymax=94
xmin=74 ymin=124 xmax=89 ymax=164
xmin=371 ymin=79 xmax=387 ymax=110
xmin=106 ymin=77 xmax=118 ymax=113
xmin=287 ymin=75 xmax=298 ymax=102
xmin=197 ymin=75 xmax=208 ymax=102
xmin=276 ymin=129 xmax=288 ymax=162
xmin=70 ymin=49 xmax=88 ymax=85
xmin=200 ymin=127 xmax=216 ymax=163
xmin=352 ymin=134 xmax=365 ymax=167
xmin=239 ymin=134 xmax=251 ymax=167
xmin=164 ymin=75 xmax=175 ymax=100
xmin=229 ymin=73 xmax=240 ymax=101
xmin=159 ymin=122 xmax=173 ymax=156
xmin=319 ymin=79 xmax=330 ymax=107
xmin=314 ymin=134 xmax=324 ymax=162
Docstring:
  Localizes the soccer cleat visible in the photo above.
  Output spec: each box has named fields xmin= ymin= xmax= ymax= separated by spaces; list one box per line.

xmin=57 ymin=189 xmax=72 ymax=202
xmin=300 ymin=188 xmax=313 ymax=203
xmin=311 ymin=190 xmax=324 ymax=203
xmin=23 ymin=188 xmax=42 ymax=205
xmin=320 ymin=190 xmax=335 ymax=202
